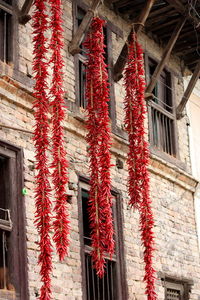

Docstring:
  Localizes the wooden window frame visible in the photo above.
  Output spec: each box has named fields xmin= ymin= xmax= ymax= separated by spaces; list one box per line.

xmin=71 ymin=0 xmax=119 ymax=124
xmin=145 ymin=53 xmax=181 ymax=164
xmin=161 ymin=276 xmax=192 ymax=300
xmin=0 ymin=0 xmax=18 ymax=68
xmin=0 ymin=140 xmax=29 ymax=300
xmin=0 ymin=1 xmax=34 ymax=91
xmin=77 ymin=175 xmax=128 ymax=300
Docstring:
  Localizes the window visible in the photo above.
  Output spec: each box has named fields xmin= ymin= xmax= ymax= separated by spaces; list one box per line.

xmin=0 ymin=0 xmax=14 ymax=63
xmin=75 ymin=6 xmax=87 ymax=108
xmin=164 ymin=278 xmax=191 ymax=300
xmin=78 ymin=179 xmax=127 ymax=300
xmin=73 ymin=2 xmax=116 ymax=120
xmin=0 ymin=141 xmax=28 ymax=300
xmin=147 ymin=58 xmax=177 ymax=157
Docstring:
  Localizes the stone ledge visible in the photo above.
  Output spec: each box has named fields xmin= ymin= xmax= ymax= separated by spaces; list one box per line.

xmin=0 ymin=75 xmax=197 ymax=192
xmin=0 ymin=76 xmax=34 ymax=112
xmin=149 ymin=153 xmax=198 ymax=192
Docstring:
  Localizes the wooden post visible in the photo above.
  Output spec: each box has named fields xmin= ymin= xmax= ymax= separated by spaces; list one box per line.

xmin=113 ymin=0 xmax=156 ymax=82
xmin=18 ymin=0 xmax=33 ymax=24
xmin=146 ymin=17 xmax=185 ymax=94
xmin=176 ymin=60 xmax=200 ymax=119
xmin=68 ymin=0 xmax=101 ymax=55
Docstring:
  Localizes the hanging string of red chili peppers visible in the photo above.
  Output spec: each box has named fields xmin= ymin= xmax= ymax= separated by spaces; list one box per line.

xmin=124 ymin=32 xmax=157 ymax=300
xmin=49 ymin=0 xmax=70 ymax=261
xmin=84 ymin=17 xmax=114 ymax=278
xmin=32 ymin=0 xmax=52 ymax=299
xmin=33 ymin=0 xmax=69 ymax=298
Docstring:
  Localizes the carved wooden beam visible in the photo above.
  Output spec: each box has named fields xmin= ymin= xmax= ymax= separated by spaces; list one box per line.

xmin=146 ymin=17 xmax=186 ymax=94
xmin=113 ymin=0 xmax=156 ymax=82
xmin=68 ymin=0 xmax=101 ymax=55
xmin=176 ymin=60 xmax=200 ymax=119
xmin=18 ymin=0 xmax=33 ymax=24
xmin=165 ymin=0 xmax=200 ymax=32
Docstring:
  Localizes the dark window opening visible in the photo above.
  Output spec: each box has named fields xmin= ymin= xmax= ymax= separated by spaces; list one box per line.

xmin=0 ymin=143 xmax=28 ymax=300
xmin=147 ymin=58 xmax=177 ymax=156
xmin=81 ymin=189 xmax=91 ymax=246
xmin=0 ymin=9 xmax=12 ymax=63
xmin=85 ymin=254 xmax=117 ymax=300
xmin=149 ymin=59 xmax=172 ymax=113
xmin=0 ymin=156 xmax=15 ymax=295
xmin=81 ymin=188 xmax=118 ymax=300
xmin=78 ymin=58 xmax=86 ymax=108
xmin=76 ymin=7 xmax=87 ymax=108
xmin=79 ymin=183 xmax=126 ymax=300
xmin=75 ymin=6 xmax=112 ymax=115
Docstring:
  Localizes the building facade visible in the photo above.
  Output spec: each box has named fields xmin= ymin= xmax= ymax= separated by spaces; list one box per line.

xmin=0 ymin=0 xmax=200 ymax=299
xmin=186 ymin=78 xmax=200 ymax=251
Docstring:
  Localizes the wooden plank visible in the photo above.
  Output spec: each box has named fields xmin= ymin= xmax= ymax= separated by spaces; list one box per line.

xmin=148 ymin=19 xmax=177 ymax=32
xmin=113 ymin=0 xmax=156 ymax=82
xmin=0 ymin=2 xmax=12 ymax=14
xmin=149 ymin=5 xmax=172 ymax=18
xmin=113 ymin=0 xmax=132 ymax=8
xmin=146 ymin=10 xmax=176 ymax=26
xmin=146 ymin=17 xmax=185 ymax=94
xmin=0 ymin=145 xmax=16 ymax=158
xmin=68 ymin=0 xmax=101 ymax=55
xmin=118 ymin=3 xmax=146 ymax=15
xmin=176 ymin=60 xmax=200 ymax=119
xmin=18 ymin=0 xmax=33 ymax=24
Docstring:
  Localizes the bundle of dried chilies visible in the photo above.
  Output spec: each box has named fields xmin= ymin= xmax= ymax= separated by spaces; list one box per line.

xmin=124 ymin=32 xmax=157 ymax=299
xmin=84 ymin=17 xmax=114 ymax=278
xmin=32 ymin=0 xmax=69 ymax=298
xmin=32 ymin=0 xmax=52 ymax=298
xmin=49 ymin=0 xmax=70 ymax=261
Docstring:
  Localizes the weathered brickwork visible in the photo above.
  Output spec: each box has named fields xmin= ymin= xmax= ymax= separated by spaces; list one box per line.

xmin=0 ymin=0 xmax=199 ymax=299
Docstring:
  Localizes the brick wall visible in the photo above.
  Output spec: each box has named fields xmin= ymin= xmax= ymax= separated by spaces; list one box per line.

xmin=0 ymin=0 xmax=199 ymax=299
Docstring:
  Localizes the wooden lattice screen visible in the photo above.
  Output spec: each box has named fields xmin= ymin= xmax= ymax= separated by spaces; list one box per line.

xmin=166 ymin=288 xmax=181 ymax=300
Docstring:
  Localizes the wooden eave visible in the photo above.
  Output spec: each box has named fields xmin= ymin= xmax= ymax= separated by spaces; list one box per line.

xmin=105 ymin=0 xmax=200 ymax=75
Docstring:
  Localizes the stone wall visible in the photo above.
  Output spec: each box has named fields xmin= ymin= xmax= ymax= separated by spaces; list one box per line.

xmin=0 ymin=0 xmax=199 ymax=299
